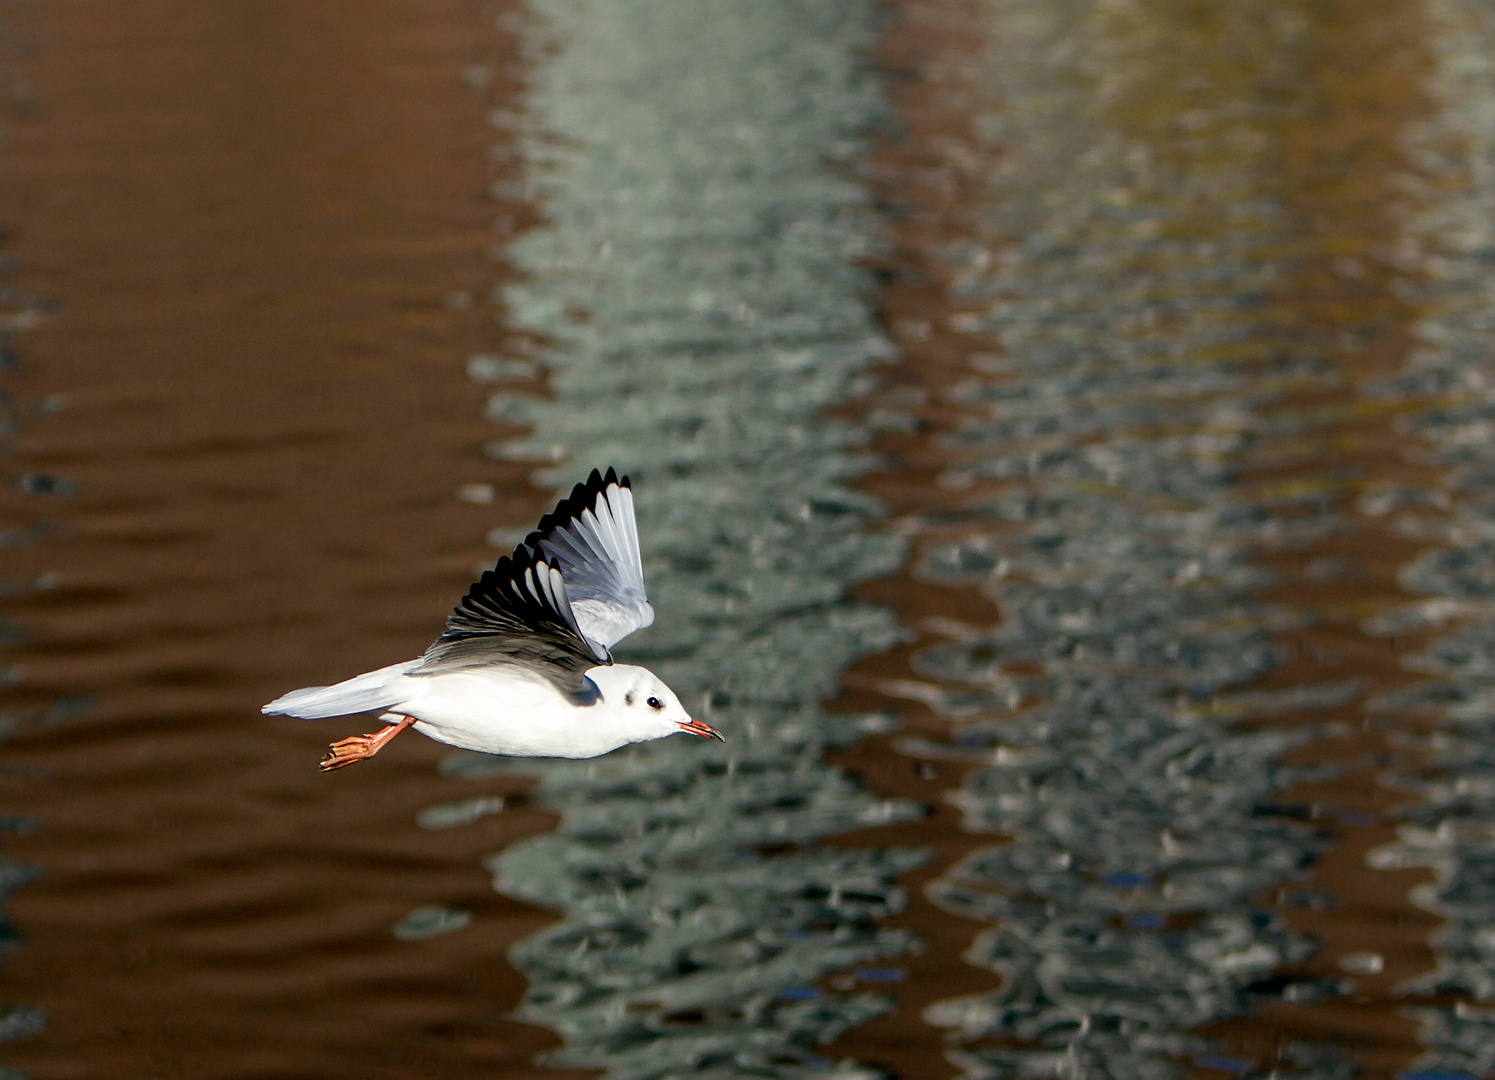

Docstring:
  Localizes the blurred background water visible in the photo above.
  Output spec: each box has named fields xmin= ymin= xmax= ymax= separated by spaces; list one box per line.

xmin=1 ymin=0 xmax=1495 ymax=1078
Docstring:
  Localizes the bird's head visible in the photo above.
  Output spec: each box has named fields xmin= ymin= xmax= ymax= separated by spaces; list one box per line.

xmin=588 ymin=664 xmax=723 ymax=744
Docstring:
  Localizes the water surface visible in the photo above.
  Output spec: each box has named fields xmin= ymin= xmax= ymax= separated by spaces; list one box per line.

xmin=3 ymin=0 xmax=1495 ymax=1078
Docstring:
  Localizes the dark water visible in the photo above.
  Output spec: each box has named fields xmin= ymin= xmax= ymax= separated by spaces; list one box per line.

xmin=2 ymin=0 xmax=1495 ymax=1078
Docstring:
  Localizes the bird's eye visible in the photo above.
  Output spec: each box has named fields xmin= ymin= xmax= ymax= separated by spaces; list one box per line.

xmin=646 ymin=696 xmax=664 ymax=710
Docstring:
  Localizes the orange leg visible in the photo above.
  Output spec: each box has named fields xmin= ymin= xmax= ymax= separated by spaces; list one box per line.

xmin=320 ymin=714 xmax=416 ymax=772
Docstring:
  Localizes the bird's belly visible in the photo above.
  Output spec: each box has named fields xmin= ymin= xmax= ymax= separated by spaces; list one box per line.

xmin=395 ymin=673 xmax=627 ymax=759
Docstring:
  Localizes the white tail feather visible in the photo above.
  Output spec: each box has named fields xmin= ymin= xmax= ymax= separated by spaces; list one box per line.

xmin=261 ymin=659 xmax=420 ymax=719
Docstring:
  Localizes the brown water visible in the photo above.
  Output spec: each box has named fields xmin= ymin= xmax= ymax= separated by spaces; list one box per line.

xmin=3 ymin=0 xmax=1495 ymax=1078
xmin=0 ymin=2 xmax=579 ymax=1076
xmin=825 ymin=0 xmax=1490 ymax=1077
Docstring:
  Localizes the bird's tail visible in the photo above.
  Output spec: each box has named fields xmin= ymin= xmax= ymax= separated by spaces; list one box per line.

xmin=261 ymin=659 xmax=421 ymax=720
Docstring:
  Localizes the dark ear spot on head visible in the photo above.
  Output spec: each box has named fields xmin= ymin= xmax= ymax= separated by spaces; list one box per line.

xmin=625 ymin=691 xmax=635 ymax=706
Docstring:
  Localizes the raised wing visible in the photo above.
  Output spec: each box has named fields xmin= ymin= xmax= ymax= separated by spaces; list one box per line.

xmin=418 ymin=544 xmax=606 ymax=695
xmin=524 ymin=467 xmax=654 ymax=655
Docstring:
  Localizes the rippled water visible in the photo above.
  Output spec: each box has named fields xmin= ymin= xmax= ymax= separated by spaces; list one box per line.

xmin=4 ymin=0 xmax=1495 ymax=1075
xmin=845 ymin=0 xmax=1495 ymax=1075
xmin=461 ymin=0 xmax=937 ymax=1073
xmin=895 ymin=2 xmax=1356 ymax=1073
xmin=1363 ymin=0 xmax=1495 ymax=1071
xmin=481 ymin=0 xmax=1495 ymax=1076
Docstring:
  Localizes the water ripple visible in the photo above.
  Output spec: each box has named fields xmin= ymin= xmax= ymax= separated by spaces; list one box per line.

xmin=480 ymin=0 xmax=917 ymax=1075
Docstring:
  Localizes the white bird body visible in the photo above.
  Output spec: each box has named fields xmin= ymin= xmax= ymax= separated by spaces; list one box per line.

xmin=263 ymin=468 xmax=721 ymax=770
xmin=296 ymin=662 xmax=689 ymax=758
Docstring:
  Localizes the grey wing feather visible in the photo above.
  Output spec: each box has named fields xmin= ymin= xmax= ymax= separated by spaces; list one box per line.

xmin=524 ymin=467 xmax=654 ymax=653
xmin=418 ymin=545 xmax=604 ymax=695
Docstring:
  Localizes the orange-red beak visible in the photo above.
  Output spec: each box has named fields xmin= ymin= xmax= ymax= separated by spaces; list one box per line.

xmin=677 ymin=718 xmax=725 ymax=741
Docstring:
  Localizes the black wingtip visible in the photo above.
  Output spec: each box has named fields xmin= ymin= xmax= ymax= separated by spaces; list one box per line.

xmin=525 ymin=466 xmax=632 ymax=552
xmin=430 ymin=529 xmax=605 ymax=682
xmin=447 ymin=542 xmax=583 ymax=645
xmin=464 ymin=543 xmax=551 ymax=616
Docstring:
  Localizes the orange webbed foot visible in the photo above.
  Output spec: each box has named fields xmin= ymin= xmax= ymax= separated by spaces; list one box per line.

xmin=318 ymin=715 xmax=414 ymax=772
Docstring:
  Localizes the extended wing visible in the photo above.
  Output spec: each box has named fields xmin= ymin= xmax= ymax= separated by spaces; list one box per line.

xmin=523 ymin=467 xmax=654 ymax=656
xmin=418 ymin=544 xmax=605 ymax=696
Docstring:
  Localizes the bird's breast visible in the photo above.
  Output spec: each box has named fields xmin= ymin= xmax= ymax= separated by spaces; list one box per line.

xmin=396 ymin=669 xmax=630 ymax=758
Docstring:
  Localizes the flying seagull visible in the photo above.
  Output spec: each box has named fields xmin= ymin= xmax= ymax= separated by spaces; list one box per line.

xmin=263 ymin=467 xmax=721 ymax=770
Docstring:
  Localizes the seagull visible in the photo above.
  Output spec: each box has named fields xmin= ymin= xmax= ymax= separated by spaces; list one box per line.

xmin=263 ymin=467 xmax=721 ymax=770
